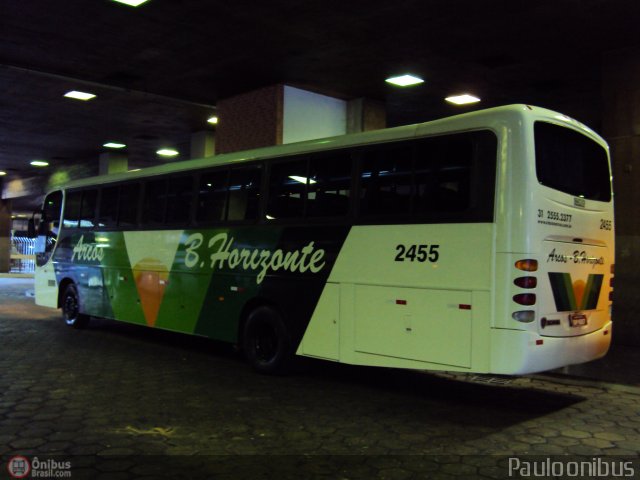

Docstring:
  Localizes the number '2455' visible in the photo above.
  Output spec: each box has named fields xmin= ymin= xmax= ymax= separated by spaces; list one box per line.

xmin=395 ymin=244 xmax=440 ymax=263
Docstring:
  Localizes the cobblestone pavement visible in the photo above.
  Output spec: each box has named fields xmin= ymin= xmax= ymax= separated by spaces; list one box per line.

xmin=1 ymin=279 xmax=639 ymax=479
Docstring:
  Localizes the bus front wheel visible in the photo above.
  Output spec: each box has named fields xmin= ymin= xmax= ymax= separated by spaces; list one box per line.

xmin=242 ymin=306 xmax=291 ymax=375
xmin=61 ymin=284 xmax=90 ymax=329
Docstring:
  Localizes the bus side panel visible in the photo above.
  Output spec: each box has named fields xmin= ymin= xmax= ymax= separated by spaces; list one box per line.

xmin=79 ymin=264 xmax=112 ymax=319
xmin=34 ymin=263 xmax=59 ymax=308
xmin=328 ymin=224 xmax=494 ymax=290
xmin=299 ymin=223 xmax=495 ymax=371
xmin=54 ymin=226 xmax=350 ymax=346
xmin=225 ymin=225 xmax=350 ymax=346
xmin=298 ymin=283 xmax=340 ymax=360
xmin=354 ymin=285 xmax=472 ymax=368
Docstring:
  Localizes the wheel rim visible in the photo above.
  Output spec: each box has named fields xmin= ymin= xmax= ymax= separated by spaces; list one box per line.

xmin=252 ymin=323 xmax=278 ymax=363
xmin=63 ymin=292 xmax=79 ymax=325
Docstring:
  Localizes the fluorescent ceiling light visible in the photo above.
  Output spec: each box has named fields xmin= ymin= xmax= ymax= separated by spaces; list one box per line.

xmin=385 ymin=74 xmax=424 ymax=87
xmin=289 ymin=175 xmax=317 ymax=184
xmin=64 ymin=90 xmax=96 ymax=101
xmin=0 ymin=171 xmax=6 ymax=176
xmin=30 ymin=160 xmax=49 ymax=167
xmin=111 ymin=0 xmax=150 ymax=6
xmin=103 ymin=142 xmax=126 ymax=149
xmin=207 ymin=116 xmax=219 ymax=124
xmin=157 ymin=149 xmax=179 ymax=157
xmin=445 ymin=94 xmax=481 ymax=105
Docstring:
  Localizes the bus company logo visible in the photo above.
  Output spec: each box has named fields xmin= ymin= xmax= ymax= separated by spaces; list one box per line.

xmin=546 ymin=248 xmax=605 ymax=269
xmin=71 ymin=234 xmax=105 ymax=263
xmin=209 ymin=232 xmax=326 ymax=284
xmin=184 ymin=232 xmax=326 ymax=284
xmin=7 ymin=456 xmax=30 ymax=478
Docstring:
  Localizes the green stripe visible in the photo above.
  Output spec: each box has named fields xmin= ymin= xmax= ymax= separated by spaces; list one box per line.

xmin=548 ymin=272 xmax=576 ymax=312
xmin=582 ymin=274 xmax=603 ymax=310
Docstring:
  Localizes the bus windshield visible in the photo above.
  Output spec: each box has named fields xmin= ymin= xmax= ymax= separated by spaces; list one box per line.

xmin=535 ymin=121 xmax=611 ymax=202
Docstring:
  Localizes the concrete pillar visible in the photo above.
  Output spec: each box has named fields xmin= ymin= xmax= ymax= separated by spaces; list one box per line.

xmin=216 ymin=85 xmax=284 ymax=155
xmin=282 ymin=86 xmax=347 ymax=143
xmin=99 ymin=152 xmax=128 ymax=175
xmin=0 ymin=199 xmax=11 ymax=273
xmin=190 ymin=130 xmax=215 ymax=159
xmin=347 ymin=98 xmax=386 ymax=133
xmin=602 ymin=46 xmax=640 ymax=346
xmin=215 ymin=84 xmax=387 ymax=154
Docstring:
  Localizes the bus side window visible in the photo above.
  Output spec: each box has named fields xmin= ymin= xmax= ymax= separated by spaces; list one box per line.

xmin=414 ymin=136 xmax=471 ymax=214
xmin=438 ymin=139 xmax=472 ymax=211
xmin=166 ymin=176 xmax=195 ymax=225
xmin=267 ymin=160 xmax=307 ymax=219
xmin=228 ymin=166 xmax=261 ymax=221
xmin=98 ymin=186 xmax=119 ymax=228
xmin=197 ymin=170 xmax=229 ymax=224
xmin=63 ymin=191 xmax=83 ymax=229
xmin=360 ymin=146 xmax=413 ymax=216
xmin=118 ymin=183 xmax=140 ymax=228
xmin=79 ymin=189 xmax=98 ymax=228
xmin=141 ymin=179 xmax=167 ymax=226
xmin=307 ymin=154 xmax=351 ymax=217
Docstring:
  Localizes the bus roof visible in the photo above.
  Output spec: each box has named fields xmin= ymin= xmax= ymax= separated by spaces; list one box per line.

xmin=60 ymin=104 xmax=604 ymax=191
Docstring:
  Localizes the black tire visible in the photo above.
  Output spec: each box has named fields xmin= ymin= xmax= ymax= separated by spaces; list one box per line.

xmin=61 ymin=284 xmax=90 ymax=329
xmin=242 ymin=306 xmax=292 ymax=374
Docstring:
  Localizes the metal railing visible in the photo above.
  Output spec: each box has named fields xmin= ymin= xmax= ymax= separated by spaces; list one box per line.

xmin=10 ymin=236 xmax=36 ymax=273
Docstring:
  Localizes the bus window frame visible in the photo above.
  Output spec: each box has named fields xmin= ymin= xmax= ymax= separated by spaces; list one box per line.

xmin=164 ymin=173 xmax=198 ymax=227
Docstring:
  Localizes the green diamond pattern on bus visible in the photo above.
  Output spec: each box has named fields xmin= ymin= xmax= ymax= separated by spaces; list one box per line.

xmin=124 ymin=230 xmax=182 ymax=328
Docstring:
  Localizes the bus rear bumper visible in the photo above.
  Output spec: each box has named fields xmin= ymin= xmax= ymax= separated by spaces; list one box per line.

xmin=490 ymin=322 xmax=612 ymax=375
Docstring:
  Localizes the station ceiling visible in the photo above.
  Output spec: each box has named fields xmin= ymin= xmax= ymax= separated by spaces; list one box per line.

xmin=2 ymin=0 xmax=640 ymax=204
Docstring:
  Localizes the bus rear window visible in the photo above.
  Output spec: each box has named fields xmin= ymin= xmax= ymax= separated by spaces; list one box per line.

xmin=535 ymin=122 xmax=611 ymax=202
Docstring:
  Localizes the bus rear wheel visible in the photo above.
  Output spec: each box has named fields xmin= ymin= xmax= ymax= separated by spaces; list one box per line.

xmin=61 ymin=284 xmax=89 ymax=329
xmin=242 ymin=306 xmax=291 ymax=375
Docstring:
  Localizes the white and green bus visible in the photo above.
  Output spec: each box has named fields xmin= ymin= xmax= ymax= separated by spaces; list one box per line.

xmin=32 ymin=104 xmax=614 ymax=375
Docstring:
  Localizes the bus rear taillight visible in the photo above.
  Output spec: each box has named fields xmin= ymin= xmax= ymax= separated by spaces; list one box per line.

xmin=609 ymin=263 xmax=615 ymax=302
xmin=515 ymin=259 xmax=538 ymax=272
xmin=514 ymin=276 xmax=537 ymax=289
xmin=512 ymin=310 xmax=535 ymax=323
xmin=513 ymin=293 xmax=536 ymax=306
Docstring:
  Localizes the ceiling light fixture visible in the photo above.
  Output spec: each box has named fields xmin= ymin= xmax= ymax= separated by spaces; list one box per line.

xmin=0 ymin=171 xmax=6 ymax=176
xmin=30 ymin=160 xmax=49 ymax=167
xmin=156 ymin=149 xmax=179 ymax=157
xmin=111 ymin=0 xmax=150 ymax=6
xmin=445 ymin=94 xmax=481 ymax=105
xmin=64 ymin=90 xmax=96 ymax=101
xmin=207 ymin=116 xmax=219 ymax=125
xmin=103 ymin=142 xmax=127 ymax=149
xmin=385 ymin=74 xmax=424 ymax=87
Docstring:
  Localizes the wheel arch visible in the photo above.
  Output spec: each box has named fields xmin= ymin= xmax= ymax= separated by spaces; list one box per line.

xmin=57 ymin=277 xmax=76 ymax=309
xmin=237 ymin=296 xmax=284 ymax=348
